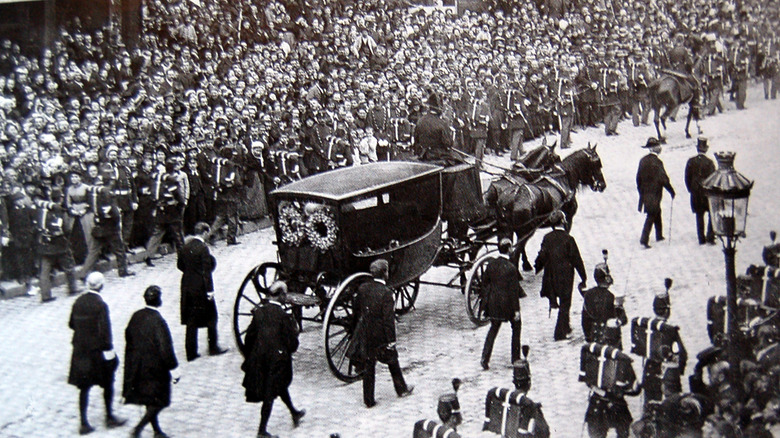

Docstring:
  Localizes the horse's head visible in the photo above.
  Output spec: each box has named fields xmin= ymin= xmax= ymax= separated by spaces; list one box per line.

xmin=583 ymin=143 xmax=606 ymax=192
xmin=521 ymin=137 xmax=561 ymax=170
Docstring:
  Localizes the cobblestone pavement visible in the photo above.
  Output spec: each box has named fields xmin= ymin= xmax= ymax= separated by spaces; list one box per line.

xmin=0 ymin=89 xmax=778 ymax=438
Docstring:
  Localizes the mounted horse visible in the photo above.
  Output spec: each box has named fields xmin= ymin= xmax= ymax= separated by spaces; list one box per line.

xmin=484 ymin=144 xmax=606 ymax=270
xmin=648 ymin=57 xmax=704 ymax=142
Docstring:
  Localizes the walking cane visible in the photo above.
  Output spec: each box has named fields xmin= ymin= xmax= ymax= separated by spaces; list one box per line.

xmin=668 ymin=197 xmax=674 ymax=244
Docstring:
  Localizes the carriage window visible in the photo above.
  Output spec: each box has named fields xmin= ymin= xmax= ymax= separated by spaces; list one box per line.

xmin=341 ymin=175 xmax=440 ymax=254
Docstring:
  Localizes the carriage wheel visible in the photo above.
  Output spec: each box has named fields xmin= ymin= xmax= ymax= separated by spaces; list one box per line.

xmin=464 ymin=254 xmax=495 ymax=326
xmin=323 ymin=273 xmax=371 ymax=383
xmin=233 ymin=262 xmax=283 ymax=355
xmin=394 ymin=279 xmax=420 ymax=316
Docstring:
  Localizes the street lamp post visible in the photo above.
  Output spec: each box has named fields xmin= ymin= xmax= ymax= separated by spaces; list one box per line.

xmin=701 ymin=151 xmax=753 ymax=388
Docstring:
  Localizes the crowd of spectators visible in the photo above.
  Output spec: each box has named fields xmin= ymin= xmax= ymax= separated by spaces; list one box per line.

xmin=0 ymin=0 xmax=778 ymax=433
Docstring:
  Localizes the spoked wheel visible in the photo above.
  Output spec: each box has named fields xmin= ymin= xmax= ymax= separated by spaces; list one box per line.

xmin=464 ymin=253 xmax=496 ymax=326
xmin=323 ymin=273 xmax=371 ymax=383
xmin=394 ymin=278 xmax=420 ymax=316
xmin=233 ymin=262 xmax=284 ymax=355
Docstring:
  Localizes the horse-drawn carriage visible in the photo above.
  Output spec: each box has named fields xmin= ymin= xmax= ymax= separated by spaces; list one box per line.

xmin=233 ymin=145 xmax=607 ymax=382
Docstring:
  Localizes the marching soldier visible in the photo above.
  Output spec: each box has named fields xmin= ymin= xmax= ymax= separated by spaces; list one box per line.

xmin=601 ymin=58 xmax=624 ymax=136
xmin=144 ymin=157 xmax=185 ymax=267
xmin=583 ymin=352 xmax=641 ymax=438
xmin=79 ymin=167 xmax=135 ymax=279
xmin=206 ymin=146 xmax=242 ymax=246
xmin=703 ymin=51 xmax=726 ymax=116
xmin=628 ymin=52 xmax=651 ymax=127
xmin=684 ymin=137 xmax=716 ymax=245
xmin=642 ymin=279 xmax=687 ymax=409
xmin=36 ymin=189 xmax=80 ymax=302
xmin=461 ymin=78 xmax=490 ymax=166
xmin=105 ymin=146 xmax=138 ymax=249
xmin=556 ymin=67 xmax=576 ymax=149
xmin=502 ymin=75 xmax=529 ymax=161
xmin=511 ymin=352 xmax=550 ymax=438
xmin=581 ymin=262 xmax=617 ymax=344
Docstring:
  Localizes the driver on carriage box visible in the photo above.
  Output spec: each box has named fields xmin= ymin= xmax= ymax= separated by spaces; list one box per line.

xmin=413 ymin=91 xmax=462 ymax=167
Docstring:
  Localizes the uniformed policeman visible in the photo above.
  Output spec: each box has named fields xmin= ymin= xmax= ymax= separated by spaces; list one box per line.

xmin=556 ymin=66 xmax=576 ymax=149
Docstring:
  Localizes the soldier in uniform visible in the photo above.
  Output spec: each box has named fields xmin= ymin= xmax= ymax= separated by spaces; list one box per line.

xmin=206 ymin=146 xmax=242 ymax=246
xmin=575 ymin=52 xmax=602 ymax=128
xmin=144 ymin=158 xmax=185 ymax=267
xmin=462 ymin=78 xmax=490 ymax=166
xmin=502 ymin=75 xmax=530 ymax=161
xmin=733 ymin=41 xmax=751 ymax=110
xmin=36 ymin=188 xmax=79 ymax=302
xmin=703 ymin=50 xmax=726 ymax=116
xmin=510 ymin=353 xmax=550 ymax=438
xmin=601 ymin=57 xmax=624 ymax=136
xmin=581 ymin=262 xmax=617 ymax=344
xmin=684 ymin=138 xmax=716 ymax=245
xmin=105 ymin=145 xmax=138 ymax=248
xmin=642 ymin=280 xmax=687 ymax=410
xmin=367 ymin=93 xmax=390 ymax=160
xmin=636 ymin=137 xmax=675 ymax=249
xmin=79 ymin=167 xmax=135 ymax=279
xmin=556 ymin=67 xmax=576 ymax=149
xmin=584 ymin=353 xmax=641 ymax=438
xmin=628 ymin=51 xmax=651 ymax=127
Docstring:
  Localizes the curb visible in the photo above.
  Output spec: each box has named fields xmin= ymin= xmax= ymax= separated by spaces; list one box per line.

xmin=1 ymin=217 xmax=274 ymax=300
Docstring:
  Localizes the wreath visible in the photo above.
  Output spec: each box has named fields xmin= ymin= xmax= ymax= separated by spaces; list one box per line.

xmin=305 ymin=209 xmax=338 ymax=252
xmin=279 ymin=205 xmax=305 ymax=246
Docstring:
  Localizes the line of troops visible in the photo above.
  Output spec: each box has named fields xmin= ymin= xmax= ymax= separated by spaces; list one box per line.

xmin=413 ymin=239 xmax=780 ymax=438
xmin=254 ymin=34 xmax=780 ymax=185
xmin=0 ymin=143 xmax=247 ymax=301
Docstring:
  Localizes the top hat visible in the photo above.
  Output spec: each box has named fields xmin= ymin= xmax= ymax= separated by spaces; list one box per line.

xmin=697 ymin=137 xmax=709 ymax=152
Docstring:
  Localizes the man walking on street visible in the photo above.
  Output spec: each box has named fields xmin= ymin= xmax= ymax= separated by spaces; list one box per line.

xmin=123 ymin=286 xmax=179 ymax=438
xmin=352 ymin=259 xmax=414 ymax=407
xmin=636 ymin=137 xmax=676 ymax=249
xmin=68 ymin=272 xmax=127 ymax=435
xmin=480 ymin=238 xmax=524 ymax=370
xmin=178 ymin=222 xmax=228 ymax=361
xmin=36 ymin=188 xmax=80 ymax=302
xmin=685 ymin=137 xmax=716 ymax=245
xmin=241 ymin=281 xmax=305 ymax=438
xmin=535 ymin=211 xmax=587 ymax=341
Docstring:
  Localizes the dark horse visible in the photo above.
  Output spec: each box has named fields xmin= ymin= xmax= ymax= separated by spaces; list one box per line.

xmin=484 ymin=144 xmax=606 ymax=270
xmin=648 ymin=68 xmax=703 ymax=142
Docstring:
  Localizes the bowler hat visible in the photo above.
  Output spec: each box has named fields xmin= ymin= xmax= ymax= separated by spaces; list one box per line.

xmin=643 ymin=137 xmax=661 ymax=148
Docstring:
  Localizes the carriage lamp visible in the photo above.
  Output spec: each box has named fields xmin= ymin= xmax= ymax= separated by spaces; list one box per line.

xmin=701 ymin=151 xmax=753 ymax=391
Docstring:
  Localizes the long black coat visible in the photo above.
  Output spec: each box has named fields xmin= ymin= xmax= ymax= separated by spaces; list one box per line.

xmin=684 ymin=153 xmax=716 ymax=213
xmin=68 ymin=292 xmax=116 ymax=389
xmin=353 ymin=279 xmax=396 ymax=360
xmin=241 ymin=302 xmax=299 ymax=403
xmin=535 ymin=229 xmax=586 ymax=306
xmin=123 ymin=308 xmax=178 ymax=407
xmin=177 ymin=237 xmax=217 ymax=327
xmin=482 ymin=255 xmax=523 ymax=321
xmin=414 ymin=112 xmax=454 ymax=162
xmin=581 ymin=286 xmax=616 ymax=342
xmin=636 ymin=153 xmax=675 ymax=215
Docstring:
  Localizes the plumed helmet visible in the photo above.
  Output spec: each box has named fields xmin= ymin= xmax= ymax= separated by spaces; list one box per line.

xmin=594 ymin=262 xmax=613 ymax=286
xmin=86 ymin=272 xmax=105 ymax=291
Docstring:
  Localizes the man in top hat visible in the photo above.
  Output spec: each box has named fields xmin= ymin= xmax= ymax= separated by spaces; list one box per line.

xmin=414 ymin=91 xmax=457 ymax=165
xmin=352 ymin=259 xmax=414 ymax=407
xmin=636 ymin=138 xmax=675 ymax=249
xmin=684 ymin=138 xmax=716 ymax=245
xmin=535 ymin=211 xmax=587 ymax=341
xmin=510 ymin=351 xmax=550 ymax=438
xmin=480 ymin=238 xmax=525 ymax=370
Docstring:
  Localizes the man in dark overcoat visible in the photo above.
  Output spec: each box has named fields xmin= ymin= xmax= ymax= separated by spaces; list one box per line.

xmin=242 ymin=281 xmax=305 ymax=438
xmin=413 ymin=92 xmax=457 ymax=165
xmin=68 ymin=272 xmax=126 ymax=435
xmin=636 ymin=137 xmax=675 ymax=248
xmin=353 ymin=259 xmax=414 ymax=407
xmin=123 ymin=286 xmax=179 ymax=438
xmin=684 ymin=137 xmax=716 ymax=245
xmin=535 ymin=211 xmax=587 ymax=341
xmin=177 ymin=222 xmax=227 ymax=361
xmin=480 ymin=238 xmax=524 ymax=370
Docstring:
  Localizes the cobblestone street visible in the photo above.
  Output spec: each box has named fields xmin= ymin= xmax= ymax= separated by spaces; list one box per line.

xmin=0 ymin=88 xmax=778 ymax=437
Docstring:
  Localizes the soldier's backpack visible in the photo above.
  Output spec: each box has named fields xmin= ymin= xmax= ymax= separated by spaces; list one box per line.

xmin=707 ymin=295 xmax=771 ymax=346
xmin=579 ymin=343 xmax=635 ymax=392
xmin=413 ymin=420 xmax=460 ymax=438
xmin=740 ymin=265 xmax=780 ymax=309
xmin=630 ymin=317 xmax=682 ymax=362
xmin=483 ymin=387 xmax=550 ymax=438
xmin=211 ymin=157 xmax=239 ymax=190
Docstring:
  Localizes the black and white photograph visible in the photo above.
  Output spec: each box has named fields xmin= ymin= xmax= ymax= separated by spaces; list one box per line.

xmin=0 ymin=0 xmax=778 ymax=435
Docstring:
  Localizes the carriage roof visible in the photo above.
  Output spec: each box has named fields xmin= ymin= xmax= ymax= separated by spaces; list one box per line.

xmin=270 ymin=161 xmax=442 ymax=202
